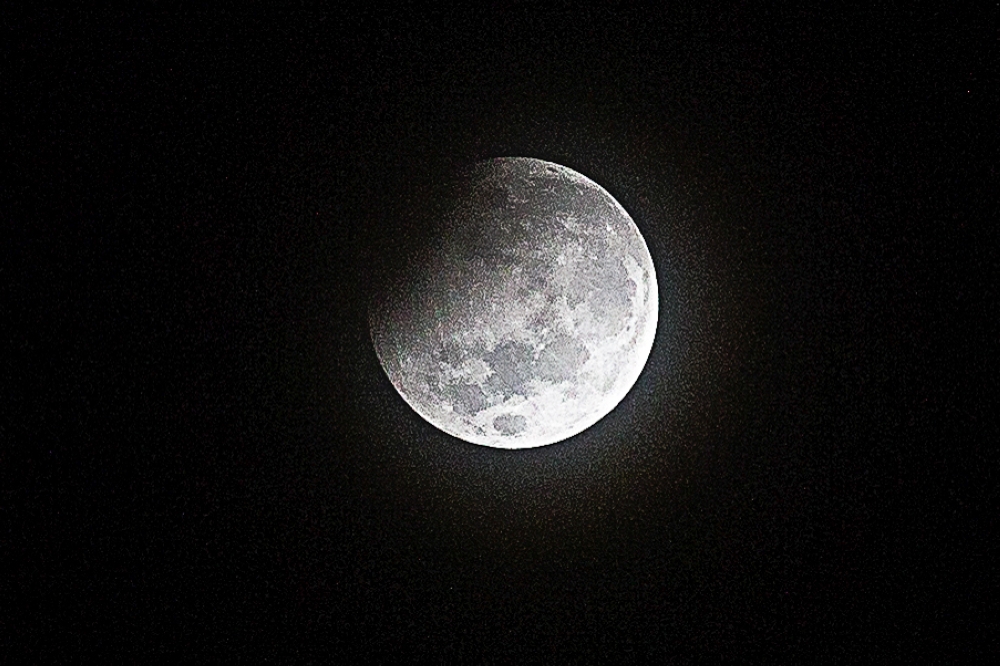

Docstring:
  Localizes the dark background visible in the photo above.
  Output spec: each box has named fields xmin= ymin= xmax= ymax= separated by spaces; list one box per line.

xmin=8 ymin=4 xmax=996 ymax=660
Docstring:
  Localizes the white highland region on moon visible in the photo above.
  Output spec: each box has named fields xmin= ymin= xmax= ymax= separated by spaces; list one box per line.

xmin=371 ymin=157 xmax=658 ymax=449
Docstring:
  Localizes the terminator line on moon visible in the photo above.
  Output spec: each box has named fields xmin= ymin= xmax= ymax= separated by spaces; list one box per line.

xmin=371 ymin=157 xmax=658 ymax=449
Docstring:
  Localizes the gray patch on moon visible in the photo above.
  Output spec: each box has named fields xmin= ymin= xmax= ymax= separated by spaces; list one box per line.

xmin=442 ymin=382 xmax=488 ymax=416
xmin=483 ymin=340 xmax=536 ymax=399
xmin=437 ymin=342 xmax=466 ymax=366
xmin=493 ymin=413 xmax=527 ymax=435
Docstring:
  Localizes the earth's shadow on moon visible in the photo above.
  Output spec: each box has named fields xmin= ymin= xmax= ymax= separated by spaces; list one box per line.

xmin=366 ymin=165 xmax=483 ymax=328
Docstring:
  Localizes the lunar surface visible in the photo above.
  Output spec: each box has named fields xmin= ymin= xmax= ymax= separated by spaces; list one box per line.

xmin=370 ymin=157 xmax=657 ymax=449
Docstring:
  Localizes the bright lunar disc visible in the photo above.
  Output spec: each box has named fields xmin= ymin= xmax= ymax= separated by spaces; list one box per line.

xmin=370 ymin=157 xmax=657 ymax=449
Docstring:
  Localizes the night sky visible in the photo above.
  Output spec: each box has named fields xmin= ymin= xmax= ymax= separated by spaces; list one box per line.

xmin=9 ymin=5 xmax=995 ymax=660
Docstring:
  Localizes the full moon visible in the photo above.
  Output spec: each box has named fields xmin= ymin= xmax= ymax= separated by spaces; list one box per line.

xmin=370 ymin=157 xmax=657 ymax=449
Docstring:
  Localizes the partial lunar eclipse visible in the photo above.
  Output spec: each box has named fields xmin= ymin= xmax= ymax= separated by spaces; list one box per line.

xmin=371 ymin=157 xmax=657 ymax=449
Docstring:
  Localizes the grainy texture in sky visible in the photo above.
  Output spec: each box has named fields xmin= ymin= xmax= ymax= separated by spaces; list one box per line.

xmin=8 ymin=4 xmax=995 ymax=661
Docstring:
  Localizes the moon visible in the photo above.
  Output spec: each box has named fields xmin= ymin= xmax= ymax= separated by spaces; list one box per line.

xmin=370 ymin=157 xmax=657 ymax=449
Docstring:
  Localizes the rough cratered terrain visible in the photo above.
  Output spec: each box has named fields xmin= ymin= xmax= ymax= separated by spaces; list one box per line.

xmin=371 ymin=157 xmax=657 ymax=448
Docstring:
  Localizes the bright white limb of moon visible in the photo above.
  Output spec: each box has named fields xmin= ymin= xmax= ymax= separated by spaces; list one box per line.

xmin=371 ymin=157 xmax=657 ymax=449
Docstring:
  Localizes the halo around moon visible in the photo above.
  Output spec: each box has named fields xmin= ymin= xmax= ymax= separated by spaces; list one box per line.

xmin=370 ymin=157 xmax=657 ymax=449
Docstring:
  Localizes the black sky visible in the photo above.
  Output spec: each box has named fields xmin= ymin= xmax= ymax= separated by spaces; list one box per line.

xmin=8 ymin=5 xmax=996 ymax=661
